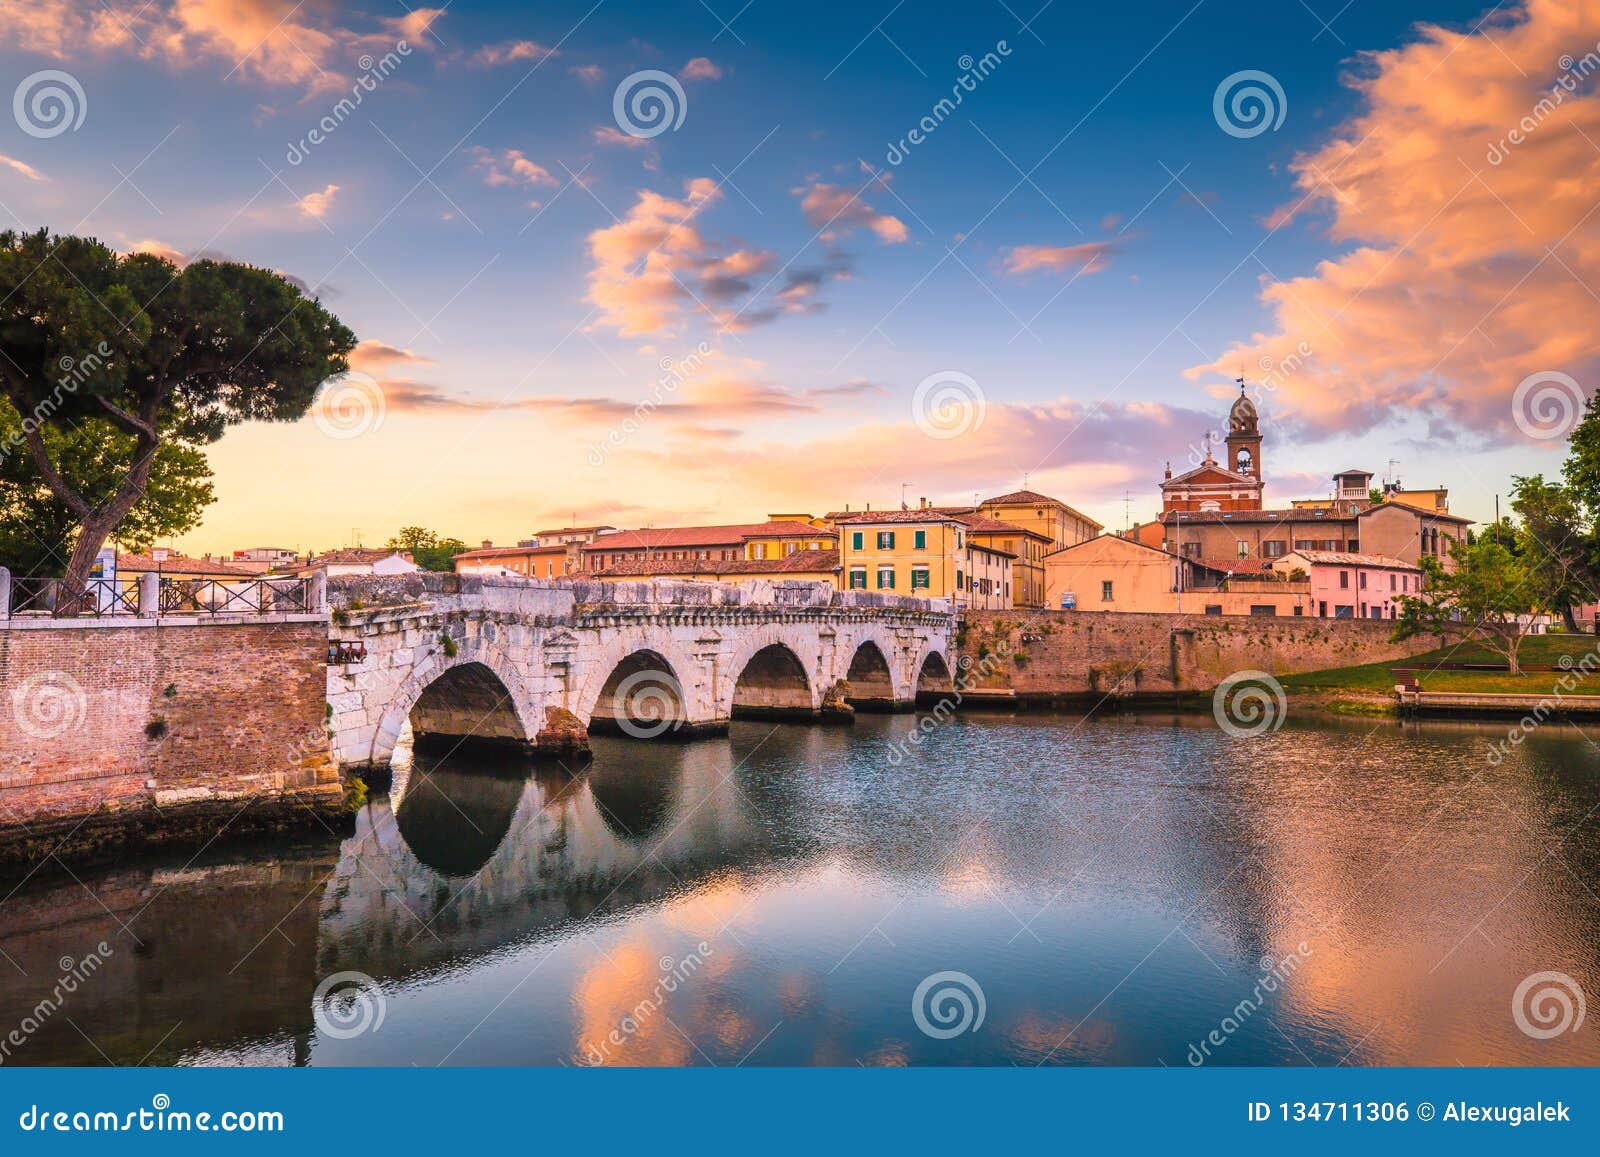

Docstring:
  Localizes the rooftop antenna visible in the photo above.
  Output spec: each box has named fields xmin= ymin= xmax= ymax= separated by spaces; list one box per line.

xmin=1124 ymin=490 xmax=1132 ymax=532
xmin=900 ymin=482 xmax=913 ymax=510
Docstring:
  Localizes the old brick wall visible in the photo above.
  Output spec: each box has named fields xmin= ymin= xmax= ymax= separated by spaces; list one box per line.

xmin=0 ymin=619 xmax=340 ymax=858
xmin=958 ymin=609 xmax=1442 ymax=699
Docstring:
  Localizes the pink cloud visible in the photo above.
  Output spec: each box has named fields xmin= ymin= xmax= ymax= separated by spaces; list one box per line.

xmin=1001 ymin=241 xmax=1117 ymax=276
xmin=471 ymin=40 xmax=558 ymax=67
xmin=298 ymin=183 xmax=339 ymax=219
xmin=794 ymin=179 xmax=908 ymax=244
xmin=1188 ymin=0 xmax=1600 ymax=443
xmin=0 ymin=154 xmax=45 ymax=182
xmin=470 ymin=147 xmax=559 ymax=188
xmin=680 ymin=57 xmax=724 ymax=81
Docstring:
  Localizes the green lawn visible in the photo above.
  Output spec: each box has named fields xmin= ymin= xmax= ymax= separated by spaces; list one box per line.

xmin=1278 ymin=632 xmax=1600 ymax=697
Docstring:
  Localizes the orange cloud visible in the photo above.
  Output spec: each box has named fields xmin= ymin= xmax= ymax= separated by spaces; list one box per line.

xmin=570 ymin=64 xmax=605 ymax=84
xmin=1001 ymin=241 xmax=1117 ymax=276
xmin=794 ymin=179 xmax=909 ymax=244
xmin=0 ymin=154 xmax=46 ymax=182
xmin=471 ymin=39 xmax=557 ymax=67
xmin=1188 ymin=0 xmax=1600 ymax=443
xmin=470 ymin=147 xmax=559 ymax=188
xmin=1 ymin=0 xmax=442 ymax=89
xmin=680 ymin=57 xmax=724 ymax=81
xmin=297 ymin=183 xmax=339 ymax=219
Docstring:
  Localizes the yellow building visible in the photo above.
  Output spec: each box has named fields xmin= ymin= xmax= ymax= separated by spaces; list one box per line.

xmin=836 ymin=511 xmax=1014 ymax=608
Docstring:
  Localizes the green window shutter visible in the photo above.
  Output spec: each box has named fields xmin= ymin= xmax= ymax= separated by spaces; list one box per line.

xmin=852 ymin=531 xmax=863 ymax=550
xmin=914 ymin=530 xmax=926 ymax=549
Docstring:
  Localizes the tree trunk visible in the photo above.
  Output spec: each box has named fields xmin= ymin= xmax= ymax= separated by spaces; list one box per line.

xmin=56 ymin=511 xmax=124 ymax=615
xmin=53 ymin=440 xmax=160 ymax=616
xmin=1563 ymin=604 xmax=1578 ymax=632
xmin=1505 ymin=629 xmax=1523 ymax=676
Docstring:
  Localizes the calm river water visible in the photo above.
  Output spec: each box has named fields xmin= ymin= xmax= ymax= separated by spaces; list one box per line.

xmin=2 ymin=712 xmax=1597 ymax=1066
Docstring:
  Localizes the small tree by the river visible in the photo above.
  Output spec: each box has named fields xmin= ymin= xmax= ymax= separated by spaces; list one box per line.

xmin=1392 ymin=539 xmax=1544 ymax=675
xmin=0 ymin=229 xmax=356 ymax=609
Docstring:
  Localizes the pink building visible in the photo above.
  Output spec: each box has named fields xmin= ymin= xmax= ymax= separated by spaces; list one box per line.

xmin=1271 ymin=550 xmax=1421 ymax=621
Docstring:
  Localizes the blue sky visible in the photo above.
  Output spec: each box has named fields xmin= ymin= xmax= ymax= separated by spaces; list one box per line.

xmin=3 ymin=0 xmax=1593 ymax=550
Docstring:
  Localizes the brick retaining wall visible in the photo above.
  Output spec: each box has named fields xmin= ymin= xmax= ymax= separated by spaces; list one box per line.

xmin=0 ymin=616 xmax=347 ymax=866
xmin=958 ymin=609 xmax=1442 ymax=702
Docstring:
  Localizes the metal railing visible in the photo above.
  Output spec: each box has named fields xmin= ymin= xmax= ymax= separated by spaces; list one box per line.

xmin=7 ymin=577 xmax=138 ymax=617
xmin=2 ymin=568 xmax=324 ymax=619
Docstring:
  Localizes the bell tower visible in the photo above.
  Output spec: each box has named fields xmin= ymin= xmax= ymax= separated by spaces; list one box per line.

xmin=1225 ymin=376 xmax=1263 ymax=486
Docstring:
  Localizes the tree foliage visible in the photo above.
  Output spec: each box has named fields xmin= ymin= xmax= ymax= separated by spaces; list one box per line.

xmin=386 ymin=526 xmax=469 ymax=572
xmin=0 ymin=229 xmax=355 ymax=604
xmin=1393 ymin=539 xmax=1542 ymax=673
xmin=0 ymin=410 xmax=214 ymax=576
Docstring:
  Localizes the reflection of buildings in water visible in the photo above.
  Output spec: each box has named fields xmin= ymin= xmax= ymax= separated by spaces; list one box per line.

xmin=1217 ymin=721 xmax=1600 ymax=1065
xmin=0 ymin=846 xmax=337 ymax=1066
xmin=317 ymin=740 xmax=770 ymax=987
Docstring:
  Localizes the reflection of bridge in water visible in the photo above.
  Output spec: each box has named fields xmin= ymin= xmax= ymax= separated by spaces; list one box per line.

xmin=316 ymin=737 xmax=794 ymax=985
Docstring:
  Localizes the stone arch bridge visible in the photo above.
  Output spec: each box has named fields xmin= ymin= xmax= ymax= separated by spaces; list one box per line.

xmin=327 ymin=574 xmax=957 ymax=773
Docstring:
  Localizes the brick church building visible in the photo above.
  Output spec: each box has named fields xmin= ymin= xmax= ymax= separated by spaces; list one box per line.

xmin=1129 ymin=381 xmax=1472 ymax=572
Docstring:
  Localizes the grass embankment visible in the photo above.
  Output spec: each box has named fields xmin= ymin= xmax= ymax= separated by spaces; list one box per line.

xmin=1278 ymin=633 xmax=1600 ymax=713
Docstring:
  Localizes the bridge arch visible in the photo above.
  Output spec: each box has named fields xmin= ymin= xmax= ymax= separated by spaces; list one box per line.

xmin=915 ymin=649 xmax=955 ymax=699
xmin=729 ymin=642 xmax=818 ymax=720
xmin=843 ymin=638 xmax=900 ymax=710
xmin=582 ymin=646 xmax=696 ymax=739
xmin=368 ymin=642 xmax=539 ymax=771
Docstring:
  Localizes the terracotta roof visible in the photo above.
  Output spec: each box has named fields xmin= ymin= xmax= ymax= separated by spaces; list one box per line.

xmin=824 ymin=509 xmax=968 ymax=526
xmin=1160 ymin=508 xmax=1352 ymax=525
xmin=1278 ymin=550 xmax=1416 ymax=569
xmin=592 ymin=549 xmax=840 ymax=577
xmin=116 ymin=553 xmax=259 ymax=577
xmin=580 ymin=521 xmax=834 ymax=552
xmin=1200 ymin=558 xmax=1276 ymax=575
xmin=532 ymin=525 xmax=616 ymax=536
xmin=982 ymin=488 xmax=1061 ymax=505
xmin=949 ymin=512 xmax=1051 ymax=540
xmin=452 ymin=543 xmax=566 ymax=561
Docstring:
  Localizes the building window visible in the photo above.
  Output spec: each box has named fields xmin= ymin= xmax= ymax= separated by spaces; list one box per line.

xmin=1236 ymin=541 xmax=1249 ymax=558
xmin=851 ymin=531 xmax=863 ymax=551
xmin=911 ymin=567 xmax=930 ymax=589
xmin=877 ymin=567 xmax=895 ymax=589
xmin=1292 ymin=605 xmax=1303 ymax=616
xmin=1339 ymin=571 xmax=1349 ymax=589
xmin=956 ymin=569 xmax=964 ymax=590
xmin=1262 ymin=540 xmax=1286 ymax=558
xmin=914 ymin=530 xmax=927 ymax=549
xmin=1359 ymin=572 xmax=1367 ymax=590
xmin=1101 ymin=580 xmax=1114 ymax=601
xmin=1389 ymin=573 xmax=1396 ymax=591
xmin=849 ymin=568 xmax=867 ymax=589
xmin=877 ymin=531 xmax=895 ymax=550
xmin=1205 ymin=604 xmax=1223 ymax=615
xmin=1250 ymin=605 xmax=1276 ymax=616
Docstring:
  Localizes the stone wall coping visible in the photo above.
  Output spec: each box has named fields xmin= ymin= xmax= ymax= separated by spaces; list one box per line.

xmin=0 ymin=612 xmax=329 ymax=631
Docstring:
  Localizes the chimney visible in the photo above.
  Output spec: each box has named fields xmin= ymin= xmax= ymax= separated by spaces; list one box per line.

xmin=920 ymin=496 xmax=928 ymax=509
xmin=481 ymin=539 xmax=493 ymax=549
